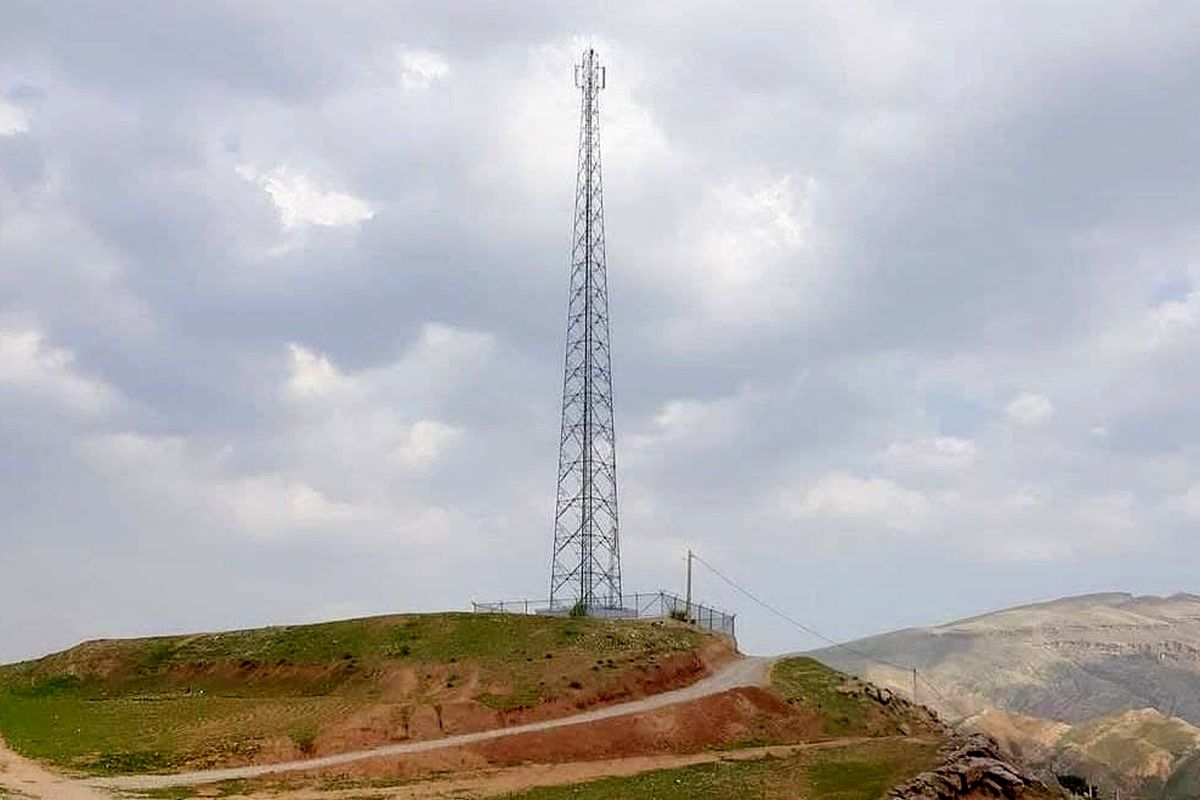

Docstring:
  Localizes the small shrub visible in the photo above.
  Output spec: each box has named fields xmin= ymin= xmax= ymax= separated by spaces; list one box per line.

xmin=140 ymin=642 xmax=176 ymax=670
xmin=91 ymin=750 xmax=176 ymax=773
xmin=11 ymin=674 xmax=81 ymax=697
xmin=569 ymin=601 xmax=588 ymax=618
xmin=475 ymin=686 xmax=541 ymax=712
xmin=291 ymin=726 xmax=317 ymax=755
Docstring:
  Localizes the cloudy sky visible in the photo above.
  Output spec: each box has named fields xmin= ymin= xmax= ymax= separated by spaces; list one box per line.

xmin=3 ymin=2 xmax=1200 ymax=662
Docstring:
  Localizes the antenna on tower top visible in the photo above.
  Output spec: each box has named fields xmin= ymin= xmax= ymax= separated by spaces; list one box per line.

xmin=574 ymin=48 xmax=606 ymax=90
xmin=550 ymin=49 xmax=622 ymax=614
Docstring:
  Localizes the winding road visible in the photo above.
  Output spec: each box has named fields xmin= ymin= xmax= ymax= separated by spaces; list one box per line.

xmin=0 ymin=656 xmax=771 ymax=798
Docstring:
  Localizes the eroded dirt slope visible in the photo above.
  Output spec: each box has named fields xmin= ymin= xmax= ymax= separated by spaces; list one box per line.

xmin=0 ymin=612 xmax=731 ymax=775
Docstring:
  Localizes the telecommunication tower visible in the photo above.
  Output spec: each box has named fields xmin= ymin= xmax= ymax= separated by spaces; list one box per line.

xmin=549 ymin=49 xmax=622 ymax=612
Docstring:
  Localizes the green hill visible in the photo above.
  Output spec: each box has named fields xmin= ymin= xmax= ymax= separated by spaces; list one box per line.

xmin=0 ymin=615 xmax=1055 ymax=800
xmin=0 ymin=612 xmax=720 ymax=775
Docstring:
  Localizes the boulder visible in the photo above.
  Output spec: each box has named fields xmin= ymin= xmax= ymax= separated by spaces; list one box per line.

xmin=887 ymin=733 xmax=1059 ymax=800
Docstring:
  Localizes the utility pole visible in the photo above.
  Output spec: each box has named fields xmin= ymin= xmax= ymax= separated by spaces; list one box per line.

xmin=685 ymin=549 xmax=693 ymax=622
xmin=912 ymin=668 xmax=918 ymax=704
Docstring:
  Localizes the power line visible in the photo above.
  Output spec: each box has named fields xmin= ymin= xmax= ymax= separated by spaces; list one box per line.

xmin=689 ymin=551 xmax=953 ymax=703
xmin=689 ymin=552 xmax=905 ymax=667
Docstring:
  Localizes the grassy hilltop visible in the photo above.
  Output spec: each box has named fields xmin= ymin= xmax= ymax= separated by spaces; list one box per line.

xmin=0 ymin=612 xmax=717 ymax=775
xmin=0 ymin=613 xmax=1006 ymax=800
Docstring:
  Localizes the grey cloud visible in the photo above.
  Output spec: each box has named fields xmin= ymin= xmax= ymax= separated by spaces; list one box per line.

xmin=4 ymin=2 xmax=1200 ymax=662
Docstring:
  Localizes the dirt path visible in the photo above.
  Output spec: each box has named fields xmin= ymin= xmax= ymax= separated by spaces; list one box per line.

xmin=219 ymin=737 xmax=914 ymax=800
xmin=75 ymin=655 xmax=770 ymax=792
xmin=0 ymin=735 xmax=112 ymax=800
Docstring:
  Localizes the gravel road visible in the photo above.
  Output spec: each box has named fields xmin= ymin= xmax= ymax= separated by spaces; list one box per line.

xmin=85 ymin=655 xmax=772 ymax=792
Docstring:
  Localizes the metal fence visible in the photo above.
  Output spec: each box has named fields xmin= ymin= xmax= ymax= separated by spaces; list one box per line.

xmin=471 ymin=590 xmax=736 ymax=641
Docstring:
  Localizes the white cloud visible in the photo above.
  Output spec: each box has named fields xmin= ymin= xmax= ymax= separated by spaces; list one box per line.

xmin=0 ymin=327 xmax=117 ymax=418
xmin=0 ymin=99 xmax=28 ymax=136
xmin=399 ymin=49 xmax=451 ymax=90
xmin=883 ymin=436 xmax=977 ymax=470
xmin=283 ymin=324 xmax=494 ymax=411
xmin=969 ymin=489 xmax=1138 ymax=561
xmin=498 ymin=36 xmax=671 ymax=219
xmin=396 ymin=419 xmax=462 ymax=467
xmin=280 ymin=325 xmax=490 ymax=488
xmin=1148 ymin=289 xmax=1200 ymax=346
xmin=652 ymin=172 xmax=831 ymax=351
xmin=780 ymin=471 xmax=931 ymax=532
xmin=0 ymin=204 xmax=158 ymax=339
xmin=59 ymin=323 xmax=495 ymax=550
xmin=236 ymin=165 xmax=374 ymax=229
xmin=405 ymin=322 xmax=496 ymax=380
xmin=1005 ymin=392 xmax=1054 ymax=426
xmin=80 ymin=432 xmax=374 ymax=539
xmin=628 ymin=396 xmax=743 ymax=454
xmin=13 ymin=2 xmax=1200 ymax=663
xmin=285 ymin=343 xmax=351 ymax=398
xmin=1165 ymin=485 xmax=1200 ymax=520
xmin=692 ymin=176 xmax=816 ymax=318
xmin=227 ymin=475 xmax=372 ymax=535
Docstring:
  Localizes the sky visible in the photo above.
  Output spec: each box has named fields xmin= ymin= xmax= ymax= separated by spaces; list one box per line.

xmin=3 ymin=2 xmax=1200 ymax=662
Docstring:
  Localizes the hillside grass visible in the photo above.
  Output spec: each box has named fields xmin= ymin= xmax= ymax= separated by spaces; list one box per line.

xmin=112 ymin=656 xmax=945 ymax=800
xmin=770 ymin=657 xmax=869 ymax=735
xmin=0 ymin=612 xmax=708 ymax=775
xmin=497 ymin=738 xmax=939 ymax=800
xmin=123 ymin=739 xmax=940 ymax=800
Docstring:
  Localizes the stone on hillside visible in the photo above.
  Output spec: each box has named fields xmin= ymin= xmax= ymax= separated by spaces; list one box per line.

xmin=887 ymin=733 xmax=1056 ymax=800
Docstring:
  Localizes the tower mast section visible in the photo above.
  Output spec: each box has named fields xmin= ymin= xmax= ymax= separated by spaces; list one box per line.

xmin=550 ymin=49 xmax=621 ymax=612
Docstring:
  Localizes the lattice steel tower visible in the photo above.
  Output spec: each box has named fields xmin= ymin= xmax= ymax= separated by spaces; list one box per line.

xmin=550 ymin=49 xmax=622 ymax=612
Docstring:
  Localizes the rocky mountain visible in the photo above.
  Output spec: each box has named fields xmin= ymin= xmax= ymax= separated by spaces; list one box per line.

xmin=811 ymin=592 xmax=1200 ymax=798
xmin=970 ymin=707 xmax=1200 ymax=798
xmin=812 ymin=592 xmax=1200 ymax=725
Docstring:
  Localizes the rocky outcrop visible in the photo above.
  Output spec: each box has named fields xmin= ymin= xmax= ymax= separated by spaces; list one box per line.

xmin=838 ymin=675 xmax=900 ymax=705
xmin=887 ymin=734 xmax=1059 ymax=800
xmin=973 ymin=706 xmax=1200 ymax=800
xmin=835 ymin=674 xmax=948 ymax=737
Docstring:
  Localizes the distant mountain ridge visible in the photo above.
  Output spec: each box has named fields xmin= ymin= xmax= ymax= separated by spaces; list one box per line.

xmin=811 ymin=592 xmax=1200 ymax=725
xmin=810 ymin=592 xmax=1200 ymax=798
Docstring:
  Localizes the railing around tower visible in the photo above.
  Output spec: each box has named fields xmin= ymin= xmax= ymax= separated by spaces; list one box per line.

xmin=470 ymin=590 xmax=736 ymax=642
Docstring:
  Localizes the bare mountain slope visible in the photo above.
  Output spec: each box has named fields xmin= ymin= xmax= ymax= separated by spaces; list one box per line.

xmin=811 ymin=592 xmax=1200 ymax=725
xmin=969 ymin=707 xmax=1200 ymax=799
